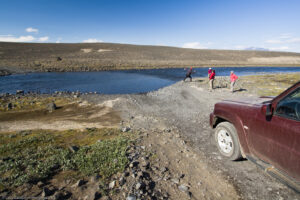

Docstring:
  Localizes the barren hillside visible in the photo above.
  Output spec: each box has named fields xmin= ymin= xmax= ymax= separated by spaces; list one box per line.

xmin=1 ymin=42 xmax=300 ymax=74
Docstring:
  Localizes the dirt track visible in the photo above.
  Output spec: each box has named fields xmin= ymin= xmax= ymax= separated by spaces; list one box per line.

xmin=78 ymin=78 xmax=299 ymax=199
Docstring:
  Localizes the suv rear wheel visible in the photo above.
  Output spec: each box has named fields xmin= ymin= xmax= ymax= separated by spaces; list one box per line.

xmin=215 ymin=122 xmax=242 ymax=161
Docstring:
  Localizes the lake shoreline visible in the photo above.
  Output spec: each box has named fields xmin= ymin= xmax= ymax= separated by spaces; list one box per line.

xmin=1 ymin=68 xmax=300 ymax=95
xmin=1 ymin=64 xmax=300 ymax=77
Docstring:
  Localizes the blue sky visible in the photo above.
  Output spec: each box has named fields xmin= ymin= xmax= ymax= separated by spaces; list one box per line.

xmin=1 ymin=0 xmax=300 ymax=52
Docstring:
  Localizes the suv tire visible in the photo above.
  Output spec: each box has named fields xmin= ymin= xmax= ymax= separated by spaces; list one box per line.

xmin=215 ymin=122 xmax=242 ymax=161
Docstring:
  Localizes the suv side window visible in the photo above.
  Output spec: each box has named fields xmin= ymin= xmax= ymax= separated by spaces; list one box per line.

xmin=275 ymin=87 xmax=300 ymax=121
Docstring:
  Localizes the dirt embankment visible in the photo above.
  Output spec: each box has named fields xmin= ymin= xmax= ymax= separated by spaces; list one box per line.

xmin=1 ymin=42 xmax=300 ymax=75
xmin=0 ymin=73 xmax=299 ymax=199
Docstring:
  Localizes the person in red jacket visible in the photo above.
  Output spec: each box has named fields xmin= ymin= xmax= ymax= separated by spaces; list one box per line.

xmin=208 ymin=67 xmax=212 ymax=78
xmin=209 ymin=70 xmax=215 ymax=91
xmin=230 ymin=71 xmax=238 ymax=92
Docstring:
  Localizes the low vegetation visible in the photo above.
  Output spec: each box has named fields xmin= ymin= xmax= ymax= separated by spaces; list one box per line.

xmin=199 ymin=73 xmax=300 ymax=96
xmin=0 ymin=96 xmax=72 ymax=112
xmin=0 ymin=128 xmax=133 ymax=191
xmin=239 ymin=73 xmax=300 ymax=96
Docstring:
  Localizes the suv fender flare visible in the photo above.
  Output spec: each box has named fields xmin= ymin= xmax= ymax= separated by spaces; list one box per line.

xmin=213 ymin=112 xmax=250 ymax=157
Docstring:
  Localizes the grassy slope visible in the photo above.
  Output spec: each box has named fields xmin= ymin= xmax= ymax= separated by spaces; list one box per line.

xmin=1 ymin=42 xmax=300 ymax=73
xmin=239 ymin=73 xmax=300 ymax=96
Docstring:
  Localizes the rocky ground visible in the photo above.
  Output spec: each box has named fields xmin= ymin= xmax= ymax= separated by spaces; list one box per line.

xmin=0 ymin=73 xmax=299 ymax=199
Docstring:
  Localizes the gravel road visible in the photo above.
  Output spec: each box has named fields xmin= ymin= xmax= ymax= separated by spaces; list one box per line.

xmin=84 ymin=78 xmax=299 ymax=200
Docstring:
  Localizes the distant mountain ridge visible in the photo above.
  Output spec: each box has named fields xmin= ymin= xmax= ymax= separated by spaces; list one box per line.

xmin=0 ymin=42 xmax=300 ymax=74
xmin=244 ymin=47 xmax=269 ymax=51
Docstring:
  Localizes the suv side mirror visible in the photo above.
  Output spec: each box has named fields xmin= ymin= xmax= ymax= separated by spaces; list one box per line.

xmin=266 ymin=103 xmax=273 ymax=116
xmin=261 ymin=103 xmax=273 ymax=117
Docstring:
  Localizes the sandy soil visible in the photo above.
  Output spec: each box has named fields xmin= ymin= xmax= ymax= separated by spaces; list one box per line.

xmin=0 ymin=101 xmax=121 ymax=131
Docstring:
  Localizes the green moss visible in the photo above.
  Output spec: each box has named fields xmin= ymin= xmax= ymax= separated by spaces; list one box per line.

xmin=0 ymin=183 xmax=5 ymax=192
xmin=0 ymin=128 xmax=132 ymax=189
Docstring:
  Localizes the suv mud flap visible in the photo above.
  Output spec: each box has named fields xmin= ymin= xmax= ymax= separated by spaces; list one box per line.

xmin=247 ymin=156 xmax=300 ymax=193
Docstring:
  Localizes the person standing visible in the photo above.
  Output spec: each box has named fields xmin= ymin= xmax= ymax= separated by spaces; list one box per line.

xmin=230 ymin=71 xmax=238 ymax=92
xmin=184 ymin=67 xmax=195 ymax=82
xmin=209 ymin=70 xmax=215 ymax=91
xmin=208 ymin=67 xmax=212 ymax=78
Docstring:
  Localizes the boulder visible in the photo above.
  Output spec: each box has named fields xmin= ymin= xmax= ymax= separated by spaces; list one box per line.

xmin=37 ymin=181 xmax=44 ymax=188
xmin=7 ymin=102 xmax=12 ymax=110
xmin=72 ymin=179 xmax=85 ymax=187
xmin=119 ymin=177 xmax=125 ymax=186
xmin=126 ymin=194 xmax=136 ymax=200
xmin=178 ymin=184 xmax=189 ymax=192
xmin=46 ymin=102 xmax=57 ymax=112
xmin=90 ymin=174 xmax=101 ymax=182
xmin=171 ymin=178 xmax=180 ymax=184
xmin=16 ymin=90 xmax=24 ymax=95
xmin=122 ymin=127 xmax=131 ymax=132
xmin=108 ymin=180 xmax=115 ymax=189
xmin=93 ymin=191 xmax=101 ymax=200
xmin=41 ymin=187 xmax=52 ymax=197
xmin=53 ymin=191 xmax=64 ymax=200
xmin=135 ymin=182 xmax=145 ymax=190
xmin=68 ymin=145 xmax=79 ymax=153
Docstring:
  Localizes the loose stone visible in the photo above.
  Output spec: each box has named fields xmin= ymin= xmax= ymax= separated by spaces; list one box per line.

xmin=109 ymin=180 xmax=116 ymax=189
xmin=178 ymin=185 xmax=189 ymax=192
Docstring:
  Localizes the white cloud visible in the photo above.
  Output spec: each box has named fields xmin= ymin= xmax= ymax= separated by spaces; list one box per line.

xmin=38 ymin=36 xmax=49 ymax=42
xmin=269 ymin=46 xmax=289 ymax=51
xmin=0 ymin=35 xmax=35 ymax=42
xmin=55 ymin=37 xmax=62 ymax=43
xmin=182 ymin=42 xmax=207 ymax=49
xmin=155 ymin=43 xmax=166 ymax=46
xmin=234 ymin=45 xmax=246 ymax=49
xmin=265 ymin=39 xmax=283 ymax=44
xmin=279 ymin=33 xmax=292 ymax=39
xmin=233 ymin=45 xmax=269 ymax=51
xmin=26 ymin=27 xmax=39 ymax=33
xmin=287 ymin=38 xmax=300 ymax=43
xmin=265 ymin=34 xmax=300 ymax=44
xmin=82 ymin=38 xmax=103 ymax=43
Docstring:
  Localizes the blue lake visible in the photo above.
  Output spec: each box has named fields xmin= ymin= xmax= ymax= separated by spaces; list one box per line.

xmin=0 ymin=67 xmax=300 ymax=94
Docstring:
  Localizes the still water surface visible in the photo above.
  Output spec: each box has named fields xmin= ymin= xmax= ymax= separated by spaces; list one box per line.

xmin=1 ymin=67 xmax=300 ymax=94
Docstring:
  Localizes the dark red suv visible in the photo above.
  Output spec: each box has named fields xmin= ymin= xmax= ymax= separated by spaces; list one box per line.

xmin=210 ymin=81 xmax=300 ymax=191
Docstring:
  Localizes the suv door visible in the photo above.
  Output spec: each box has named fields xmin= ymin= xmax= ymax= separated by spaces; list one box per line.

xmin=248 ymin=87 xmax=300 ymax=180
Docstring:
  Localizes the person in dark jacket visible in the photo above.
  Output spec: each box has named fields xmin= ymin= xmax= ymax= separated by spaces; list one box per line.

xmin=184 ymin=67 xmax=195 ymax=82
